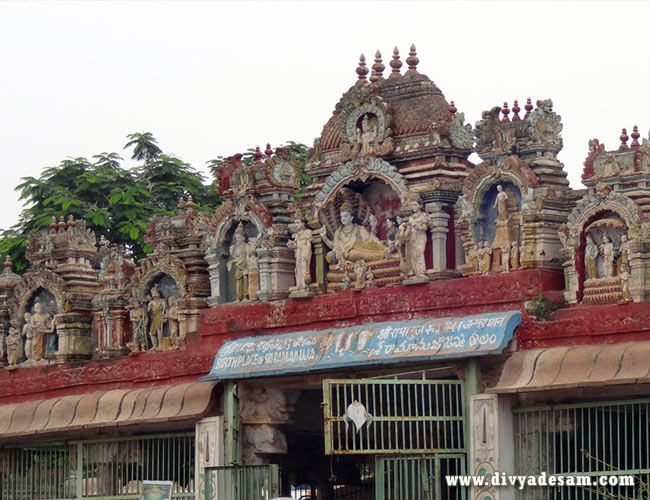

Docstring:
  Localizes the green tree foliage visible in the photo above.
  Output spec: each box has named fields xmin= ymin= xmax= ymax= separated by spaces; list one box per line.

xmin=0 ymin=133 xmax=220 ymax=271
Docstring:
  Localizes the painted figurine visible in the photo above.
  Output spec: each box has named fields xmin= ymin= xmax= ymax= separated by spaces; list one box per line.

xmin=288 ymin=219 xmax=313 ymax=291
xmin=585 ymin=235 xmax=599 ymax=279
xmin=601 ymin=235 xmax=614 ymax=278
xmin=404 ymin=193 xmax=430 ymax=279
xmin=147 ymin=286 xmax=166 ymax=349
xmin=228 ymin=222 xmax=249 ymax=301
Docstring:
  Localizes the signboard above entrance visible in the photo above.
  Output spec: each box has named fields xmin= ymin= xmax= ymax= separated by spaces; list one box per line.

xmin=204 ymin=310 xmax=521 ymax=380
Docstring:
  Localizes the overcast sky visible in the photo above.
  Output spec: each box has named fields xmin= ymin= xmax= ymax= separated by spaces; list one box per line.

xmin=1 ymin=1 xmax=648 ymax=231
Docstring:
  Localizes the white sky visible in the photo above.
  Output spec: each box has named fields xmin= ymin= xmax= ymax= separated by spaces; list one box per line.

xmin=1 ymin=1 xmax=648 ymax=231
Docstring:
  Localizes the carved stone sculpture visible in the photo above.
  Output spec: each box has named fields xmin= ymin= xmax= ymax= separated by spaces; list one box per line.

xmin=167 ymin=296 xmax=179 ymax=347
xmin=246 ymin=238 xmax=260 ymax=301
xmin=288 ymin=219 xmax=313 ymax=291
xmin=6 ymin=325 xmax=21 ymax=366
xmin=585 ymin=235 xmax=598 ymax=279
xmin=601 ymin=235 xmax=614 ymax=278
xmin=22 ymin=312 xmax=33 ymax=362
xmin=319 ymin=202 xmax=386 ymax=266
xmin=147 ymin=286 xmax=166 ymax=349
xmin=228 ymin=223 xmax=249 ymax=301
xmin=404 ymin=194 xmax=430 ymax=280
xmin=129 ymin=301 xmax=148 ymax=351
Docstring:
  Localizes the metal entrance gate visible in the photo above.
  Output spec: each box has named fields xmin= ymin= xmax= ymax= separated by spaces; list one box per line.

xmin=375 ymin=454 xmax=466 ymax=500
xmin=323 ymin=376 xmax=467 ymax=500
xmin=201 ymin=464 xmax=280 ymax=500
xmin=0 ymin=433 xmax=195 ymax=500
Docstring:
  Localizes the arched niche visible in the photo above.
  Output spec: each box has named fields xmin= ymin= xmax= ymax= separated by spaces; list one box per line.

xmin=144 ymin=274 xmax=179 ymax=343
xmin=472 ymin=182 xmax=522 ymax=246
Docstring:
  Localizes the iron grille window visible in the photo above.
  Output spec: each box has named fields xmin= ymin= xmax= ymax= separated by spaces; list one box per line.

xmin=0 ymin=432 xmax=195 ymax=500
xmin=514 ymin=399 xmax=650 ymax=500
xmin=323 ymin=378 xmax=465 ymax=455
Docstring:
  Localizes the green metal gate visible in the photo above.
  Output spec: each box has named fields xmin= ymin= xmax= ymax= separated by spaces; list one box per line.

xmin=514 ymin=398 xmax=650 ymax=500
xmin=0 ymin=433 xmax=195 ymax=500
xmin=202 ymin=464 xmax=280 ymax=500
xmin=323 ymin=376 xmax=466 ymax=500
xmin=322 ymin=378 xmax=465 ymax=455
xmin=375 ymin=454 xmax=466 ymax=500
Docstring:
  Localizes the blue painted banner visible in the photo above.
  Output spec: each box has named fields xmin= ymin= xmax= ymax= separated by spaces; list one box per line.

xmin=203 ymin=310 xmax=521 ymax=380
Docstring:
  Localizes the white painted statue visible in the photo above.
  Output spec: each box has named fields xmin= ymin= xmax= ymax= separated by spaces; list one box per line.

xmin=404 ymin=194 xmax=430 ymax=279
xmin=288 ymin=219 xmax=313 ymax=291
xmin=601 ymin=235 xmax=614 ymax=278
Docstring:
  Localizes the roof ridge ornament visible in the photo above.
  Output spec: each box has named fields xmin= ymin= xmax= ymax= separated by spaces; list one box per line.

xmin=389 ymin=47 xmax=402 ymax=77
xmin=356 ymin=53 xmax=369 ymax=83
xmin=406 ymin=43 xmax=419 ymax=72
xmin=370 ymin=50 xmax=384 ymax=83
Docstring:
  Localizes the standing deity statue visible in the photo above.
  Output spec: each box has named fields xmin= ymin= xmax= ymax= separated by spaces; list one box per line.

xmin=246 ymin=238 xmax=260 ymax=301
xmin=478 ymin=241 xmax=492 ymax=274
xmin=147 ymin=286 xmax=166 ymax=349
xmin=288 ymin=219 xmax=313 ymax=291
xmin=468 ymin=243 xmax=479 ymax=273
xmin=601 ymin=235 xmax=614 ymax=278
xmin=22 ymin=312 xmax=33 ymax=362
xmin=6 ymin=324 xmax=22 ymax=366
xmin=501 ymin=245 xmax=511 ymax=273
xmin=619 ymin=234 xmax=630 ymax=272
xmin=30 ymin=303 xmax=47 ymax=361
xmin=584 ymin=235 xmax=599 ymax=279
xmin=167 ymin=296 xmax=180 ymax=347
xmin=510 ymin=240 xmax=520 ymax=269
xmin=228 ymin=222 xmax=249 ymax=301
xmin=319 ymin=202 xmax=386 ymax=266
xmin=403 ymin=194 xmax=430 ymax=279
xmin=493 ymin=185 xmax=509 ymax=221
xmin=45 ymin=310 xmax=58 ymax=358
xmin=129 ymin=301 xmax=148 ymax=351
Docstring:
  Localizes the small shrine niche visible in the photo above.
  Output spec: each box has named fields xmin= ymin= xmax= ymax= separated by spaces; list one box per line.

xmin=141 ymin=275 xmax=180 ymax=350
xmin=214 ymin=220 xmax=261 ymax=304
xmin=18 ymin=288 xmax=59 ymax=364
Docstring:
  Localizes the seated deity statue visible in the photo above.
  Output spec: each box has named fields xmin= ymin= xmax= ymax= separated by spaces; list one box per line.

xmin=319 ymin=202 xmax=386 ymax=266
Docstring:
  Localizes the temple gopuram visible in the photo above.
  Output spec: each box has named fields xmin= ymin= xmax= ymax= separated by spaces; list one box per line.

xmin=1 ymin=46 xmax=649 ymax=500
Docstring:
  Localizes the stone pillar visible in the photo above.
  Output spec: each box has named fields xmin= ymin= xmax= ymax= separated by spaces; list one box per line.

xmin=627 ymin=239 xmax=646 ymax=302
xmin=256 ymin=247 xmax=273 ymax=301
xmin=561 ymin=248 xmax=579 ymax=304
xmin=470 ymin=394 xmax=516 ymax=500
xmin=195 ymin=416 xmax=225 ymax=500
xmin=426 ymin=203 xmax=450 ymax=271
xmin=205 ymin=253 xmax=221 ymax=306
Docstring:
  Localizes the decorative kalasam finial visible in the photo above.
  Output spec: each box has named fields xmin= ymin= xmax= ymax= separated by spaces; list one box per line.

xmin=3 ymin=255 xmax=13 ymax=274
xmin=619 ymin=128 xmax=629 ymax=150
xmin=370 ymin=50 xmax=385 ymax=83
xmin=265 ymin=143 xmax=273 ymax=157
xmin=524 ymin=97 xmax=533 ymax=119
xmin=449 ymin=100 xmax=457 ymax=115
xmin=178 ymin=196 xmax=186 ymax=211
xmin=67 ymin=214 xmax=75 ymax=228
xmin=631 ymin=125 xmax=641 ymax=148
xmin=390 ymin=47 xmax=402 ymax=75
xmin=58 ymin=216 xmax=66 ymax=233
xmin=512 ymin=100 xmax=521 ymax=121
xmin=186 ymin=194 xmax=194 ymax=210
xmin=253 ymin=145 xmax=262 ymax=163
xmin=356 ymin=53 xmax=369 ymax=82
xmin=406 ymin=43 xmax=419 ymax=71
xmin=501 ymin=102 xmax=510 ymax=123
xmin=50 ymin=216 xmax=57 ymax=235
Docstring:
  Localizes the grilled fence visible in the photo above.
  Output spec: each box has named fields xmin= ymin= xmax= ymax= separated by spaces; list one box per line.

xmin=323 ymin=378 xmax=465 ymax=455
xmin=514 ymin=399 xmax=650 ymax=500
xmin=0 ymin=432 xmax=195 ymax=500
xmin=375 ymin=453 xmax=466 ymax=500
xmin=202 ymin=464 xmax=280 ymax=500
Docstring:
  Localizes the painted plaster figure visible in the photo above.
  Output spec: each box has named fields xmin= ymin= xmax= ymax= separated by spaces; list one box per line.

xmin=510 ymin=240 xmax=520 ymax=269
xmin=585 ymin=235 xmax=599 ymax=279
xmin=501 ymin=245 xmax=511 ymax=273
xmin=246 ymin=238 xmax=260 ymax=301
xmin=147 ymin=286 xmax=166 ymax=349
xmin=493 ymin=185 xmax=509 ymax=221
xmin=404 ymin=195 xmax=430 ymax=279
xmin=601 ymin=235 xmax=614 ymax=278
xmin=360 ymin=114 xmax=378 ymax=155
xmin=130 ymin=302 xmax=148 ymax=350
xmin=478 ymin=241 xmax=492 ymax=274
xmin=228 ymin=223 xmax=249 ymax=301
xmin=288 ymin=219 xmax=313 ymax=291
xmin=30 ymin=303 xmax=47 ymax=361
xmin=45 ymin=310 xmax=58 ymax=358
xmin=6 ymin=326 xmax=22 ymax=366
xmin=22 ymin=312 xmax=33 ymax=362
xmin=619 ymin=234 xmax=630 ymax=271
xmin=319 ymin=202 xmax=386 ymax=266
xmin=167 ymin=296 xmax=179 ymax=346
